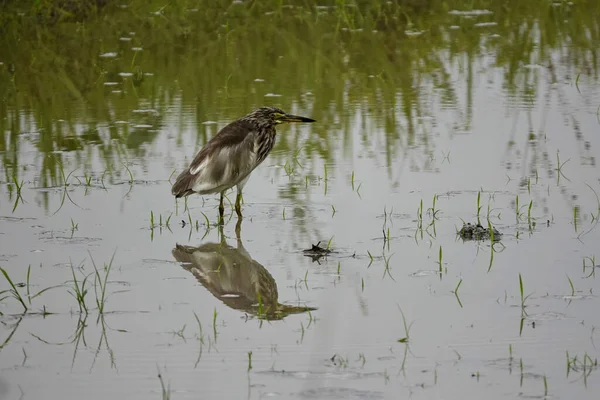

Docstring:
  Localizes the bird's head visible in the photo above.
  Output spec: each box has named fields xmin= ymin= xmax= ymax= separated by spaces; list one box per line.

xmin=244 ymin=106 xmax=316 ymax=127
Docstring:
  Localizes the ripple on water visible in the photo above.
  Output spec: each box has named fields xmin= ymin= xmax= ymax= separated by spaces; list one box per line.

xmin=99 ymin=52 xmax=118 ymax=58
xmin=474 ymin=22 xmax=498 ymax=27
xmin=132 ymin=109 xmax=159 ymax=115
xmin=525 ymin=311 xmax=570 ymax=321
xmin=46 ymin=237 xmax=101 ymax=245
xmin=551 ymin=294 xmax=593 ymax=301
xmin=258 ymin=369 xmax=382 ymax=381
xmin=448 ymin=9 xmax=493 ymax=16
xmin=405 ymin=30 xmax=425 ymax=37
xmin=523 ymin=64 xmax=544 ymax=69
xmin=409 ymin=270 xmax=439 ymax=277
xmin=295 ymin=387 xmax=384 ymax=400
xmin=0 ymin=216 xmax=36 ymax=222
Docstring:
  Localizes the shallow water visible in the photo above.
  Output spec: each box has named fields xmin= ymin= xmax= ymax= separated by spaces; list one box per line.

xmin=1 ymin=1 xmax=600 ymax=399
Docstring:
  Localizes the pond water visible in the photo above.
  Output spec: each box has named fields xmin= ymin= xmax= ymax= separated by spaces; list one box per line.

xmin=1 ymin=1 xmax=599 ymax=399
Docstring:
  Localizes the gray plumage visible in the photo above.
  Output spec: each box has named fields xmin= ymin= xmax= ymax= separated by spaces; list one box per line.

xmin=172 ymin=234 xmax=317 ymax=320
xmin=171 ymin=106 xmax=315 ymax=220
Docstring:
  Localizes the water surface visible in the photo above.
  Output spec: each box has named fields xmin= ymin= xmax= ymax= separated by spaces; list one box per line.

xmin=1 ymin=1 xmax=599 ymax=399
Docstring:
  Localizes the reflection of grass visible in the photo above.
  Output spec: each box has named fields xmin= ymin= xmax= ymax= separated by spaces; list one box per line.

xmin=566 ymin=351 xmax=598 ymax=387
xmin=28 ymin=252 xmax=120 ymax=369
xmin=0 ymin=316 xmax=23 ymax=351
xmin=193 ymin=312 xmax=204 ymax=367
xmin=33 ymin=312 xmax=118 ymax=371
xmin=0 ymin=0 xmax=597 ymax=193
xmin=583 ymin=255 xmax=596 ymax=278
xmin=518 ymin=273 xmax=534 ymax=336
xmin=396 ymin=304 xmax=415 ymax=373
xmin=10 ymin=175 xmax=24 ymax=212
xmin=452 ymin=278 xmax=463 ymax=308
xmin=396 ymin=304 xmax=413 ymax=344
xmin=157 ymin=367 xmax=172 ymax=400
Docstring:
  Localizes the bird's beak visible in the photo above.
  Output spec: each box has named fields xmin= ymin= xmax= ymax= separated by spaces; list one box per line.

xmin=281 ymin=114 xmax=316 ymax=123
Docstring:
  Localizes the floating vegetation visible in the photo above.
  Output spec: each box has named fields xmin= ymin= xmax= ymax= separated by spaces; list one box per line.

xmin=458 ymin=222 xmax=502 ymax=241
xmin=302 ymin=241 xmax=333 ymax=262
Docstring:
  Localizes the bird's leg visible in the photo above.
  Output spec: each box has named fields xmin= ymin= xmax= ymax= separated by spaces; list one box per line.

xmin=218 ymin=192 xmax=225 ymax=225
xmin=235 ymin=217 xmax=242 ymax=239
xmin=218 ymin=222 xmax=226 ymax=244
xmin=235 ymin=191 xmax=243 ymax=218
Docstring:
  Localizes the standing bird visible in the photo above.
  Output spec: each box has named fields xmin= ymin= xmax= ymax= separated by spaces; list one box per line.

xmin=172 ymin=224 xmax=317 ymax=320
xmin=171 ymin=106 xmax=315 ymax=222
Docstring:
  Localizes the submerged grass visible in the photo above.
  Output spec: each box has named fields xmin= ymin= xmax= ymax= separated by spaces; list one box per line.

xmin=452 ymin=279 xmax=463 ymax=308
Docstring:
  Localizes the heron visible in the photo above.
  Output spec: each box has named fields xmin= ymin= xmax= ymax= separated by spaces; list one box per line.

xmin=171 ymin=106 xmax=315 ymax=222
xmin=172 ymin=223 xmax=317 ymax=320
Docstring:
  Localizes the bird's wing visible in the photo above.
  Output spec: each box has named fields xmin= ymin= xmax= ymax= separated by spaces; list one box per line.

xmin=171 ymin=120 xmax=257 ymax=197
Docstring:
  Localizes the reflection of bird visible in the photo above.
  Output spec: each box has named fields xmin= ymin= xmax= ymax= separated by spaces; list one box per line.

xmin=172 ymin=225 xmax=316 ymax=320
xmin=171 ymin=106 xmax=315 ymax=222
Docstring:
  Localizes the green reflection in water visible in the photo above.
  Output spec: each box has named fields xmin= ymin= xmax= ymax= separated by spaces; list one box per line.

xmin=0 ymin=0 xmax=598 ymax=192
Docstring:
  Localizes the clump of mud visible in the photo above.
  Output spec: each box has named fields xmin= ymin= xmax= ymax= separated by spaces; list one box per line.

xmin=303 ymin=241 xmax=333 ymax=262
xmin=458 ymin=222 xmax=502 ymax=241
